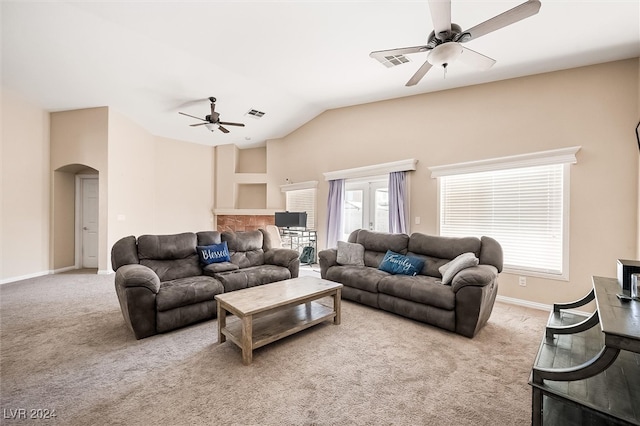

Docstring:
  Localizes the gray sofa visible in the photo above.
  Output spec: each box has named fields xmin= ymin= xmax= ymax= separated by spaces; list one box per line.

xmin=319 ymin=229 xmax=503 ymax=337
xmin=111 ymin=229 xmax=299 ymax=339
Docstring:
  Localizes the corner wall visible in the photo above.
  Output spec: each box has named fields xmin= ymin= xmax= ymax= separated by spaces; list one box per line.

xmin=1 ymin=88 xmax=50 ymax=281
xmin=267 ymin=59 xmax=640 ymax=306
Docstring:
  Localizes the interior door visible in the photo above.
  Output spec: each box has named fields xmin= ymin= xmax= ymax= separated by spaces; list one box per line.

xmin=81 ymin=178 xmax=99 ymax=268
xmin=342 ymin=179 xmax=388 ymax=241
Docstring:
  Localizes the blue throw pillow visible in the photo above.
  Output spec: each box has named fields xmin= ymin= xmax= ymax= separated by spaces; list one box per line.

xmin=378 ymin=250 xmax=425 ymax=276
xmin=197 ymin=242 xmax=231 ymax=265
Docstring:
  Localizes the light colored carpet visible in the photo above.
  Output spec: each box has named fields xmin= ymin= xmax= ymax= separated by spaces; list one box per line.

xmin=0 ymin=270 xmax=547 ymax=425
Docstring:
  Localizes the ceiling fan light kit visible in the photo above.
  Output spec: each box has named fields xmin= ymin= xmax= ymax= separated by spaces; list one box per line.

xmin=370 ymin=0 xmax=542 ymax=86
xmin=178 ymin=96 xmax=245 ymax=134
xmin=427 ymin=42 xmax=463 ymax=68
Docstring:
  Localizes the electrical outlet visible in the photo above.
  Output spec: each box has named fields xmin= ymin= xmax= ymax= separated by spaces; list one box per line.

xmin=415 ymin=216 xmax=421 ymax=225
xmin=519 ymin=276 xmax=527 ymax=287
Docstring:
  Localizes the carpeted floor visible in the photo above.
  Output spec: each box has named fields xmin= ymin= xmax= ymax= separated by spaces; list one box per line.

xmin=0 ymin=270 xmax=548 ymax=425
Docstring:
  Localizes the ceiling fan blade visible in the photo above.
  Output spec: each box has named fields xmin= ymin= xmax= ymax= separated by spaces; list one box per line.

xmin=428 ymin=0 xmax=451 ymax=40
xmin=179 ymin=112 xmax=206 ymax=121
xmin=459 ymin=46 xmax=496 ymax=70
xmin=370 ymin=45 xmax=430 ymax=67
xmin=405 ymin=60 xmax=433 ymax=86
xmin=219 ymin=121 xmax=245 ymax=127
xmin=218 ymin=125 xmax=230 ymax=134
xmin=190 ymin=122 xmax=208 ymax=127
xmin=462 ymin=0 xmax=541 ymax=42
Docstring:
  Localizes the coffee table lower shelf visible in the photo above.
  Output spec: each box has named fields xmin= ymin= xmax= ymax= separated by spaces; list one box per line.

xmin=220 ymin=301 xmax=335 ymax=352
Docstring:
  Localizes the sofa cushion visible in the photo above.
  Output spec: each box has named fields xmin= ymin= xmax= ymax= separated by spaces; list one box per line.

xmin=203 ymin=262 xmax=239 ymax=274
xmin=355 ymin=229 xmax=409 ymax=254
xmin=378 ymin=250 xmax=425 ymax=276
xmin=408 ymin=233 xmax=481 ymax=260
xmin=326 ymin=265 xmax=388 ymax=293
xmin=214 ymin=265 xmax=291 ymax=292
xmin=196 ymin=231 xmax=222 ymax=246
xmin=337 ymin=241 xmax=365 ymax=266
xmin=223 ymin=230 xmax=265 ymax=268
xmin=138 ymin=232 xmax=197 ymax=260
xmin=156 ymin=276 xmax=224 ymax=312
xmin=140 ymin=255 xmax=201 ymax=282
xmin=439 ymin=252 xmax=479 ymax=285
xmin=197 ymin=242 xmax=231 ymax=265
xmin=378 ymin=275 xmax=455 ymax=311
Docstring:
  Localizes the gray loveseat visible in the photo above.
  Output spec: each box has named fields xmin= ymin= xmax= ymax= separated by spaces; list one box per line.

xmin=111 ymin=229 xmax=299 ymax=339
xmin=319 ymin=229 xmax=503 ymax=337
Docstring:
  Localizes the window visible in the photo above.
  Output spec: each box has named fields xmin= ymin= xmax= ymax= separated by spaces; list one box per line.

xmin=282 ymin=182 xmax=317 ymax=230
xmin=430 ymin=147 xmax=580 ymax=280
xmin=343 ymin=178 xmax=388 ymax=241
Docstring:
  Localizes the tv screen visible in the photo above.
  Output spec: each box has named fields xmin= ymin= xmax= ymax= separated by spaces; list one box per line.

xmin=275 ymin=211 xmax=307 ymax=228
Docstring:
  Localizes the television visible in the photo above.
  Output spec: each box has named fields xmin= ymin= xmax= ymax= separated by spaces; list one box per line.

xmin=275 ymin=211 xmax=307 ymax=228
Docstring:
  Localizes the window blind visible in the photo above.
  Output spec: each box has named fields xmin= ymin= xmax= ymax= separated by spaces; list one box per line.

xmin=439 ymin=163 xmax=565 ymax=276
xmin=286 ymin=188 xmax=316 ymax=230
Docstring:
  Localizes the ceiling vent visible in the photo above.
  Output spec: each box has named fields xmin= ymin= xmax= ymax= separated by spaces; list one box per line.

xmin=246 ymin=109 xmax=266 ymax=119
xmin=379 ymin=54 xmax=410 ymax=68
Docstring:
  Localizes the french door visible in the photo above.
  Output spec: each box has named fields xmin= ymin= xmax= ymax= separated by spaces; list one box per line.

xmin=342 ymin=179 xmax=388 ymax=241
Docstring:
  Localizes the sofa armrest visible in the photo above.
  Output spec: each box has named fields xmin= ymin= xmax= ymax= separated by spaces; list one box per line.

xmin=318 ymin=248 xmax=338 ymax=279
xmin=115 ymin=264 xmax=161 ymax=293
xmin=264 ymin=248 xmax=300 ymax=278
xmin=114 ymin=264 xmax=160 ymax=339
xmin=451 ymin=265 xmax=498 ymax=293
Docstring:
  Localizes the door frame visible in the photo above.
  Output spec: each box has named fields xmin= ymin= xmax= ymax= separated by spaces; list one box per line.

xmin=75 ymin=174 xmax=99 ymax=269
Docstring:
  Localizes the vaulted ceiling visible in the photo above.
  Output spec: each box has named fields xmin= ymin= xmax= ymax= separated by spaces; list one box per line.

xmin=2 ymin=1 xmax=639 ymax=147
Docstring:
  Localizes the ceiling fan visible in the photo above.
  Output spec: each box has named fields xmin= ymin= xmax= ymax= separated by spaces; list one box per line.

xmin=179 ymin=97 xmax=245 ymax=133
xmin=370 ymin=0 xmax=541 ymax=86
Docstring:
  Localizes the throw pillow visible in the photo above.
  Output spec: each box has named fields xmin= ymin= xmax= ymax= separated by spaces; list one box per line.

xmin=197 ymin=241 xmax=231 ymax=265
xmin=336 ymin=241 xmax=365 ymax=266
xmin=439 ymin=252 xmax=479 ymax=285
xmin=378 ymin=250 xmax=425 ymax=276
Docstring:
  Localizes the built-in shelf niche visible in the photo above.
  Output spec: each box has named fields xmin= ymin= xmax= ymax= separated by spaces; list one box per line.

xmin=236 ymin=183 xmax=267 ymax=209
xmin=235 ymin=146 xmax=266 ymax=174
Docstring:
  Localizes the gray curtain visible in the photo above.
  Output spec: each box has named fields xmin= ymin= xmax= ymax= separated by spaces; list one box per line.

xmin=388 ymin=171 xmax=407 ymax=234
xmin=325 ymin=179 xmax=345 ymax=248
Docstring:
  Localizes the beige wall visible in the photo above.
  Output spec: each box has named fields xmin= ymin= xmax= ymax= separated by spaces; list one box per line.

xmin=1 ymin=88 xmax=50 ymax=281
xmin=50 ymin=107 xmax=109 ymax=272
xmin=267 ymin=59 xmax=640 ymax=306
xmin=107 ymin=110 xmax=216 ymax=269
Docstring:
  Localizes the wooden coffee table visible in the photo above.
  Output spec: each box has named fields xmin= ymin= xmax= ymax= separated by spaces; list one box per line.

xmin=214 ymin=276 xmax=343 ymax=365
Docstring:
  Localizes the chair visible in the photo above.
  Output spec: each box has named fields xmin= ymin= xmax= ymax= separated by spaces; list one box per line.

xmin=265 ymin=225 xmax=284 ymax=248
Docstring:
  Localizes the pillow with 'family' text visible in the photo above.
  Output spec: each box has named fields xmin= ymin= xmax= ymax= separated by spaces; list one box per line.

xmin=197 ymin=241 xmax=231 ymax=265
xmin=378 ymin=250 xmax=425 ymax=276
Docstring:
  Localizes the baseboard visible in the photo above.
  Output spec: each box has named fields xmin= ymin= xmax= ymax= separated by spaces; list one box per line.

xmin=54 ymin=265 xmax=76 ymax=274
xmin=496 ymin=295 xmax=591 ymax=316
xmin=97 ymin=269 xmax=113 ymax=275
xmin=0 ymin=270 xmax=51 ymax=285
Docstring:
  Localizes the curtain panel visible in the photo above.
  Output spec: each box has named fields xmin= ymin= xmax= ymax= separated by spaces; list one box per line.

xmin=325 ymin=179 xmax=345 ymax=248
xmin=388 ymin=171 xmax=407 ymax=234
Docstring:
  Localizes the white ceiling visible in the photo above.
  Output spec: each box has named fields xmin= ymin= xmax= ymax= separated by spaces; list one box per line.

xmin=2 ymin=1 xmax=639 ymax=148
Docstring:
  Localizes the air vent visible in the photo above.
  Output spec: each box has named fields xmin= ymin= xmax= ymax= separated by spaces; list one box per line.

xmin=246 ymin=109 xmax=266 ymax=119
xmin=380 ymin=54 xmax=410 ymax=68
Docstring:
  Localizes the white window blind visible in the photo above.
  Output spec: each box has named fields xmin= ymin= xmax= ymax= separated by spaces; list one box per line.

xmin=439 ymin=163 xmax=568 ymax=278
xmin=286 ymin=188 xmax=316 ymax=230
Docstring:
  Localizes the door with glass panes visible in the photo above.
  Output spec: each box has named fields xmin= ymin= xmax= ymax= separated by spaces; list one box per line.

xmin=342 ymin=179 xmax=388 ymax=241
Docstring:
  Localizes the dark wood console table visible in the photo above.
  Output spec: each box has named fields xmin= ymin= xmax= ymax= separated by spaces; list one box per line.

xmin=530 ymin=276 xmax=640 ymax=425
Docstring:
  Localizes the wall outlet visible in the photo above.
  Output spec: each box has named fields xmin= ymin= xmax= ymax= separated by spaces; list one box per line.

xmin=415 ymin=216 xmax=421 ymax=225
xmin=519 ymin=276 xmax=527 ymax=287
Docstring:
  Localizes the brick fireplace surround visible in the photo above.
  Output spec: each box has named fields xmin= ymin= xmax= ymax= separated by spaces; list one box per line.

xmin=216 ymin=215 xmax=275 ymax=233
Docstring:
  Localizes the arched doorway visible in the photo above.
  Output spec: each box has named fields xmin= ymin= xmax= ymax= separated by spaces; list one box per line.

xmin=53 ymin=164 xmax=99 ymax=271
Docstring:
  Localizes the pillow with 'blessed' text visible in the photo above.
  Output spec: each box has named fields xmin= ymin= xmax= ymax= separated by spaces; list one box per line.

xmin=197 ymin=241 xmax=231 ymax=265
